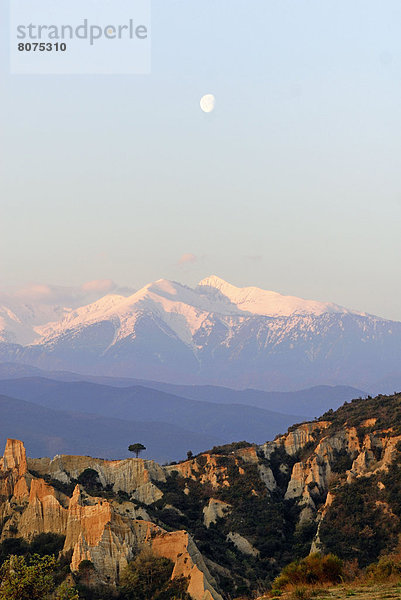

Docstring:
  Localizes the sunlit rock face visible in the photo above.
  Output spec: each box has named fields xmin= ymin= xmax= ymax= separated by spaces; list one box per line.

xmin=0 ymin=439 xmax=222 ymax=600
xmin=152 ymin=531 xmax=223 ymax=600
xmin=29 ymin=454 xmax=166 ymax=501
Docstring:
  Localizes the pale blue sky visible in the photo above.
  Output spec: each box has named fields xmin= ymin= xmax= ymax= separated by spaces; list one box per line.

xmin=1 ymin=0 xmax=401 ymax=319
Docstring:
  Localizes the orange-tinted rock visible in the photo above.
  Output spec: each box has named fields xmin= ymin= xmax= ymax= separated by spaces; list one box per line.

xmin=3 ymin=439 xmax=27 ymax=476
xmin=0 ymin=439 xmax=29 ymax=500
xmin=152 ymin=530 xmax=223 ymax=600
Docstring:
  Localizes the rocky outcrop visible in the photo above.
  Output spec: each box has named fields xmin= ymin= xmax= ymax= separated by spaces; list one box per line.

xmin=261 ymin=422 xmax=330 ymax=459
xmin=227 ymin=532 xmax=259 ymax=557
xmin=167 ymin=454 xmax=231 ymax=489
xmin=152 ymin=530 xmax=223 ymax=600
xmin=28 ymin=454 xmax=166 ymax=504
xmin=2 ymin=438 xmax=27 ymax=475
xmin=203 ymin=499 xmax=231 ymax=528
xmin=0 ymin=440 xmax=222 ymax=600
xmin=0 ymin=439 xmax=28 ymax=498
xmin=258 ymin=464 xmax=277 ymax=491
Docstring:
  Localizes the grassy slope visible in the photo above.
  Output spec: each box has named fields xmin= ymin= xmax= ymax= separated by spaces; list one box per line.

xmin=260 ymin=582 xmax=401 ymax=599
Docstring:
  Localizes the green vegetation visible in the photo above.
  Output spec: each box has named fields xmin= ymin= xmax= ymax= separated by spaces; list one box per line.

xmin=77 ymin=469 xmax=102 ymax=490
xmin=55 ymin=580 xmax=80 ymax=600
xmin=272 ymin=553 xmax=343 ymax=590
xmin=0 ymin=554 xmax=78 ymax=600
xmin=366 ymin=555 xmax=401 ymax=583
xmin=320 ymin=439 xmax=401 ymax=567
xmin=320 ymin=393 xmax=401 ymax=436
xmin=30 ymin=533 xmax=66 ymax=557
xmin=320 ymin=476 xmax=398 ymax=566
xmin=120 ymin=549 xmax=190 ymax=599
xmin=0 ymin=550 xmax=190 ymax=600
xmin=264 ymin=545 xmax=401 ymax=600
xmin=147 ymin=453 xmax=307 ymax=596
xmin=4 ymin=392 xmax=401 ymax=599
xmin=128 ymin=444 xmax=146 ymax=458
xmin=0 ymin=533 xmax=66 ymax=564
xmin=205 ymin=441 xmax=254 ymax=455
xmin=330 ymin=449 xmax=354 ymax=474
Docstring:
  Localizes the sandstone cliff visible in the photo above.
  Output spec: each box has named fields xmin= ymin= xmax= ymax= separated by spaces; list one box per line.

xmin=0 ymin=439 xmax=222 ymax=600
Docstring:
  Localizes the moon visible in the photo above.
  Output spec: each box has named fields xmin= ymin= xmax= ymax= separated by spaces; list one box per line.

xmin=200 ymin=94 xmax=215 ymax=113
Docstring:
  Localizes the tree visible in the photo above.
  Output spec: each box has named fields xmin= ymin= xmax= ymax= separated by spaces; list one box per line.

xmin=29 ymin=533 xmax=66 ymax=557
xmin=55 ymin=580 xmax=80 ymax=600
xmin=0 ymin=554 xmax=56 ymax=600
xmin=77 ymin=560 xmax=95 ymax=588
xmin=128 ymin=443 xmax=146 ymax=459
xmin=186 ymin=451 xmax=193 ymax=460
xmin=77 ymin=468 xmax=101 ymax=492
xmin=120 ymin=549 xmax=190 ymax=600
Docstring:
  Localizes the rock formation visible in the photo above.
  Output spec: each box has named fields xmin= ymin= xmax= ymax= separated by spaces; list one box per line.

xmin=1 ymin=393 xmax=401 ymax=597
xmin=0 ymin=439 xmax=222 ymax=600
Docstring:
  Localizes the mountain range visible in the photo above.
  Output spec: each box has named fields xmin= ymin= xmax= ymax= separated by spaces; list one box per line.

xmin=1 ymin=275 xmax=401 ymax=390
xmin=0 ymin=376 xmax=305 ymax=460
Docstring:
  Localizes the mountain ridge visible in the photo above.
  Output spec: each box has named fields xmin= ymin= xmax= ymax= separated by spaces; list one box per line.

xmin=0 ymin=276 xmax=400 ymax=390
xmin=0 ymin=362 xmax=365 ymax=416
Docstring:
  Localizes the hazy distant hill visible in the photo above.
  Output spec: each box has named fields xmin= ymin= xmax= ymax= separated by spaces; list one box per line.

xmin=0 ymin=377 xmax=305 ymax=448
xmin=0 ymin=394 xmax=219 ymax=462
xmin=0 ymin=276 xmax=400 ymax=390
xmin=0 ymin=363 xmax=364 ymax=417
xmin=124 ymin=381 xmax=366 ymax=418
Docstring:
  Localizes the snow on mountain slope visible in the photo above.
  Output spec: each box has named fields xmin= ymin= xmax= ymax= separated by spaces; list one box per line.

xmin=34 ymin=276 xmax=362 ymax=348
xmin=0 ymin=299 xmax=71 ymax=345
xmin=0 ymin=276 xmax=400 ymax=390
xmin=0 ymin=284 xmax=136 ymax=346
xmin=198 ymin=276 xmax=363 ymax=318
xmin=35 ymin=279 xmax=243 ymax=349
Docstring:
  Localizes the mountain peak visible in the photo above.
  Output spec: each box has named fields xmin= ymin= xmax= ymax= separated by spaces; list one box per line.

xmin=198 ymin=275 xmax=230 ymax=289
xmin=198 ymin=276 xmax=354 ymax=317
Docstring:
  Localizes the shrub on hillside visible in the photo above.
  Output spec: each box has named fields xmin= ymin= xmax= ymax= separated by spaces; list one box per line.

xmin=0 ymin=554 xmax=56 ymax=600
xmin=273 ymin=553 xmax=343 ymax=589
xmin=77 ymin=469 xmax=102 ymax=492
xmin=366 ymin=541 xmax=401 ymax=583
xmin=319 ymin=476 xmax=399 ymax=566
xmin=366 ymin=556 xmax=401 ymax=582
xmin=30 ymin=533 xmax=66 ymax=557
xmin=120 ymin=548 xmax=190 ymax=600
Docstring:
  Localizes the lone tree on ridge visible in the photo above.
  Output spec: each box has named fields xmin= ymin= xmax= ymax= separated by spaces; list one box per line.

xmin=128 ymin=443 xmax=146 ymax=458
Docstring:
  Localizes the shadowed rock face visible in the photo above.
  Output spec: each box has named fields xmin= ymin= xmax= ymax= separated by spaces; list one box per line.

xmin=203 ymin=498 xmax=232 ymax=528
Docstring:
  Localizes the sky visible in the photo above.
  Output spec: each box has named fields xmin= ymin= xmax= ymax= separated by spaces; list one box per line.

xmin=1 ymin=0 xmax=401 ymax=320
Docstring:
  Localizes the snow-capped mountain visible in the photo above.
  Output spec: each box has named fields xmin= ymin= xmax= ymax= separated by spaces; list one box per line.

xmin=0 ymin=298 xmax=70 ymax=345
xmin=197 ymin=276 xmax=362 ymax=317
xmin=0 ymin=282 xmax=134 ymax=346
xmin=0 ymin=276 xmax=400 ymax=390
